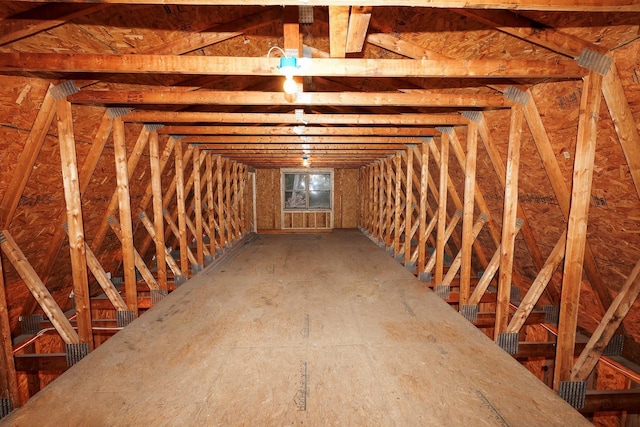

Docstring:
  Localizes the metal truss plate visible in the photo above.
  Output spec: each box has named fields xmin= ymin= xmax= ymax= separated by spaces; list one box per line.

xmin=405 ymin=261 xmax=416 ymax=274
xmin=576 ymin=49 xmax=613 ymax=75
xmin=418 ymin=272 xmax=431 ymax=283
xmin=0 ymin=399 xmax=12 ymax=419
xmin=65 ymin=342 xmax=90 ymax=367
xmin=497 ymin=333 xmax=519 ymax=355
xmin=151 ymin=289 xmax=168 ymax=305
xmin=543 ymin=305 xmax=559 ymax=324
xmin=460 ymin=305 xmax=478 ymax=323
xmin=434 ymin=285 xmax=450 ymax=300
xmin=558 ymin=381 xmax=587 ymax=409
xmin=603 ymin=334 xmax=624 ymax=357
xmin=19 ymin=314 xmax=43 ymax=335
xmin=174 ymin=275 xmax=187 ymax=287
xmin=116 ymin=310 xmax=136 ymax=328
xmin=510 ymin=287 xmax=521 ymax=304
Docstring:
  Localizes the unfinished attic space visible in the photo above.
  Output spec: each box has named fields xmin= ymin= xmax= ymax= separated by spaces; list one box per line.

xmin=1 ymin=1 xmax=640 ymax=425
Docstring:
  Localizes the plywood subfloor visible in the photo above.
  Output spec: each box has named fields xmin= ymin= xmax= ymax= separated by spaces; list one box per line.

xmin=4 ymin=230 xmax=589 ymax=426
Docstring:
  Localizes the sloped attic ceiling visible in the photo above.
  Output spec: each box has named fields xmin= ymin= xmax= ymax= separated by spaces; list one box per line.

xmin=0 ymin=0 xmax=640 ymax=402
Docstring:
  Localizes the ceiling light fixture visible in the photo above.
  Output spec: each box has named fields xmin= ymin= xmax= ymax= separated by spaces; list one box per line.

xmin=267 ymin=46 xmax=300 ymax=96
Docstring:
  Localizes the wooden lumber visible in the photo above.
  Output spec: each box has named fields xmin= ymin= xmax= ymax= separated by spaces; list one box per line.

xmin=393 ymin=153 xmax=402 ymax=255
xmin=404 ymin=147 xmax=414 ymax=264
xmin=224 ymin=159 xmax=233 ymax=245
xmin=346 ymin=6 xmax=372 ymax=53
xmin=553 ymin=71 xmax=603 ymax=388
xmin=443 ymin=215 xmax=487 ymax=288
xmin=384 ymin=156 xmax=394 ymax=248
xmin=0 ymin=53 xmax=588 ymax=78
xmin=149 ymin=130 xmax=167 ymax=291
xmin=581 ymin=390 xmax=640 ymax=414
xmin=193 ymin=148 xmax=205 ymax=266
xmin=571 ymin=257 xmax=640 ymax=382
xmin=329 ymin=6 xmax=350 ymax=58
xmin=5 ymin=0 xmax=639 ymax=11
xmin=602 ymin=63 xmax=640 ymax=201
xmin=515 ymin=342 xmax=587 ymax=359
xmin=91 ymin=125 xmax=150 ymax=254
xmin=159 ymin=126 xmax=438 ymax=137
xmin=79 ymin=239 xmax=127 ymax=311
xmin=138 ymin=213 xmax=181 ymax=276
xmin=460 ymin=122 xmax=478 ymax=305
xmin=205 ymin=154 xmax=217 ymax=256
xmin=474 ymin=311 xmax=545 ymax=328
xmin=0 ymin=231 xmax=79 ymax=344
xmin=469 ymin=220 xmax=524 ymax=306
xmin=0 ymin=84 xmax=56 ymax=228
xmin=0 ymin=250 xmax=19 ymax=407
xmin=417 ymin=142 xmax=430 ymax=273
xmin=434 ymin=133 xmax=449 ymax=285
xmin=174 ymin=140 xmax=189 ymax=274
xmin=107 ymin=217 xmax=159 ymax=292
xmin=495 ymin=105 xmax=524 ymax=339
xmin=162 ymin=210 xmax=197 ymax=266
xmin=112 ymin=117 xmax=138 ymax=314
xmin=13 ymin=354 xmax=69 ymax=373
xmin=507 ymin=231 xmax=566 ymax=334
xmin=0 ymin=4 xmax=109 ymax=47
xmin=56 ymin=98 xmax=93 ymax=349
xmin=216 ymin=156 xmax=225 ymax=249
xmin=125 ymin=111 xmax=467 ymax=126
xmin=69 ymin=90 xmax=513 ymax=108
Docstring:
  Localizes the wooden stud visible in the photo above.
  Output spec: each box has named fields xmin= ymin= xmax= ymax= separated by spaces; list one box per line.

xmin=329 ymin=6 xmax=349 ymax=58
xmin=232 ymin=162 xmax=240 ymax=239
xmin=224 ymin=159 xmax=232 ymax=245
xmin=216 ymin=156 xmax=225 ymax=249
xmin=385 ymin=156 xmax=394 ymax=248
xmin=205 ymin=154 xmax=217 ymax=255
xmin=394 ymin=152 xmax=402 ymax=255
xmin=417 ymin=142 xmax=430 ymax=273
xmin=162 ymin=210 xmax=197 ymax=266
xmin=435 ymin=134 xmax=450 ymax=285
xmin=0 ymin=231 xmax=79 ymax=344
xmin=404 ymin=147 xmax=414 ymax=264
xmin=553 ymin=71 xmax=603 ymax=389
xmin=56 ymin=98 xmax=93 ymax=349
xmin=193 ymin=147 xmax=204 ymax=266
xmin=345 ymin=6 xmax=372 ymax=53
xmin=443 ymin=214 xmax=487 ymax=287
xmin=0 ymin=247 xmax=19 ymax=408
xmin=112 ymin=117 xmax=138 ymax=314
xmin=81 ymin=239 xmax=127 ymax=311
xmin=495 ymin=105 xmax=524 ymax=340
xmin=460 ymin=122 xmax=478 ymax=306
xmin=174 ymin=140 xmax=189 ymax=274
xmin=425 ymin=211 xmax=461 ymax=275
xmin=149 ymin=130 xmax=167 ymax=291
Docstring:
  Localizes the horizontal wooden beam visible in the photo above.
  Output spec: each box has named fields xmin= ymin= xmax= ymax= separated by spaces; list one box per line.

xmin=581 ymin=390 xmax=640 ymax=414
xmin=186 ymin=135 xmax=421 ymax=144
xmin=125 ymin=111 xmax=467 ymax=125
xmin=474 ymin=311 xmax=545 ymax=328
xmin=69 ymin=90 xmax=513 ymax=108
xmin=14 ymin=354 xmax=69 ymax=372
xmin=160 ymin=125 xmax=438 ymax=136
xmin=9 ymin=0 xmax=639 ymax=12
xmin=0 ymin=53 xmax=587 ymax=79
xmin=199 ymin=144 xmax=407 ymax=150
xmin=515 ymin=342 xmax=587 ymax=359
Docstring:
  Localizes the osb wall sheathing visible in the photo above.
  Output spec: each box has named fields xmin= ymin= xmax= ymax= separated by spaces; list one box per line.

xmin=256 ymin=168 xmax=360 ymax=231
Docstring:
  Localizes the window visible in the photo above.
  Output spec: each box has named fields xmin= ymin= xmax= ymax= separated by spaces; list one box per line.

xmin=283 ymin=171 xmax=332 ymax=210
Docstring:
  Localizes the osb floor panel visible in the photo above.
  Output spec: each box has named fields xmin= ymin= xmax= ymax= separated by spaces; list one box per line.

xmin=3 ymin=230 xmax=589 ymax=426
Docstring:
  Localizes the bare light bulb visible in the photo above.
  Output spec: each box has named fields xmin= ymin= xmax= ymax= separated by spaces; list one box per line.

xmin=283 ymin=77 xmax=298 ymax=95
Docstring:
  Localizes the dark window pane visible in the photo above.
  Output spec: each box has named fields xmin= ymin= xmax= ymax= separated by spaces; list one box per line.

xmin=285 ymin=173 xmax=306 ymax=191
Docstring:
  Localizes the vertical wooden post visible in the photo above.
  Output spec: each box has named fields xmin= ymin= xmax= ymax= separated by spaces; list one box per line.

xmin=404 ymin=147 xmax=414 ymax=264
xmin=193 ymin=147 xmax=204 ymax=267
xmin=435 ymin=134 xmax=450 ymax=285
xmin=216 ymin=156 xmax=225 ymax=248
xmin=233 ymin=162 xmax=241 ymax=239
xmin=113 ymin=117 xmax=138 ymax=314
xmin=385 ymin=156 xmax=393 ymax=248
xmin=373 ymin=161 xmax=380 ymax=239
xmin=56 ymin=98 xmax=93 ymax=349
xmin=0 ymin=250 xmax=19 ymax=410
xmin=174 ymin=140 xmax=189 ymax=275
xmin=417 ymin=140 xmax=430 ymax=274
xmin=394 ymin=152 xmax=402 ymax=255
xmin=205 ymin=153 xmax=217 ymax=255
xmin=554 ymin=71 xmax=603 ymax=389
xmin=239 ymin=164 xmax=246 ymax=236
xmin=149 ymin=130 xmax=167 ymax=292
xmin=495 ymin=105 xmax=524 ymax=339
xmin=460 ymin=122 xmax=478 ymax=306
xmin=224 ymin=159 xmax=232 ymax=243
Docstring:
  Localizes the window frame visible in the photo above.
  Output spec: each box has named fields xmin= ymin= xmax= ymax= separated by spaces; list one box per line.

xmin=281 ymin=169 xmax=334 ymax=212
